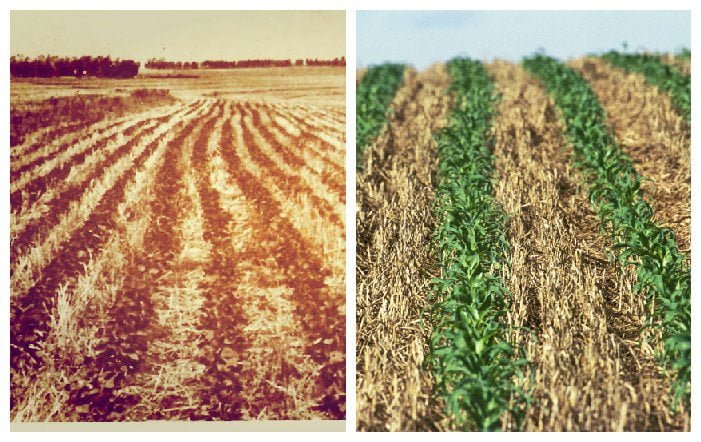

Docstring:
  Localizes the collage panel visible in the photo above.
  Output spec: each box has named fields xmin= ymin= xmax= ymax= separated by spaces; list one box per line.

xmin=356 ymin=10 xmax=691 ymax=432
xmin=9 ymin=10 xmax=345 ymax=428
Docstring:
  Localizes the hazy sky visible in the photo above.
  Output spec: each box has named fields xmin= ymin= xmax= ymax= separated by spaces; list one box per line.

xmin=358 ymin=11 xmax=690 ymax=69
xmin=11 ymin=10 xmax=345 ymax=62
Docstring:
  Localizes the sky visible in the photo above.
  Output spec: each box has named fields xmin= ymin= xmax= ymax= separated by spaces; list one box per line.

xmin=357 ymin=11 xmax=690 ymax=69
xmin=11 ymin=10 xmax=345 ymax=63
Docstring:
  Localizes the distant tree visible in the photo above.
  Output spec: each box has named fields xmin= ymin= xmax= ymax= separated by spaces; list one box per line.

xmin=10 ymin=55 xmax=140 ymax=78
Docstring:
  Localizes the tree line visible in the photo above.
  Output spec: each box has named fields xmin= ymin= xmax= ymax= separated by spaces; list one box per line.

xmin=10 ymin=55 xmax=140 ymax=78
xmin=145 ymin=56 xmax=346 ymax=69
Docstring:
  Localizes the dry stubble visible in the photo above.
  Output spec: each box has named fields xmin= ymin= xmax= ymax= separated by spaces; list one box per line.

xmin=571 ymin=58 xmax=690 ymax=254
xmin=488 ymin=61 xmax=688 ymax=431
xmin=356 ymin=65 xmax=451 ymax=431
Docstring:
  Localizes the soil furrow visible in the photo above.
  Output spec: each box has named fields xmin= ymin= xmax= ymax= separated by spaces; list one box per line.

xmin=292 ymin=103 xmax=345 ymax=129
xmin=197 ymin=107 xmax=335 ymax=419
xmin=9 ymin=107 xmax=193 ymax=302
xmin=9 ymin=114 xmax=182 ymax=409
xmin=11 ymin=117 xmax=123 ymax=164
xmin=66 ymin=101 xmax=218 ymax=421
xmin=10 ymin=105 xmax=203 ymax=422
xmin=185 ymin=102 xmax=253 ymax=420
xmin=12 ymin=120 xmax=82 ymax=153
xmin=10 ymin=115 xmax=157 ymax=211
xmin=11 ymin=118 xmax=139 ymax=179
xmin=262 ymin=106 xmax=345 ymax=187
xmin=247 ymin=104 xmax=345 ymax=204
xmin=223 ymin=114 xmax=345 ymax=419
xmin=239 ymin=105 xmax=344 ymax=229
xmin=10 ymin=120 xmax=162 ymax=265
xmin=272 ymin=102 xmax=345 ymax=139
xmin=276 ymin=106 xmax=345 ymax=154
xmin=10 ymin=102 xmax=203 ymax=243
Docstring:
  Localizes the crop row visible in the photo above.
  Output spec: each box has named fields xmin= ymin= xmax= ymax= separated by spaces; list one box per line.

xmin=426 ymin=58 xmax=530 ymax=431
xmin=524 ymin=54 xmax=691 ymax=408
xmin=601 ymin=51 xmax=691 ymax=122
xmin=355 ymin=63 xmax=406 ymax=168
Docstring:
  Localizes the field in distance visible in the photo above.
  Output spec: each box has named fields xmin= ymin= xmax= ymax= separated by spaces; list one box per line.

xmin=11 ymin=66 xmax=345 ymax=109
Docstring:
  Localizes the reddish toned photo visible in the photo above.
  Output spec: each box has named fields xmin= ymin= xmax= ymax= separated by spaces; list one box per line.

xmin=10 ymin=10 xmax=345 ymax=424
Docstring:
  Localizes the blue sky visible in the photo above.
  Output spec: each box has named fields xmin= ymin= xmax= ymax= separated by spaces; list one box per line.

xmin=357 ymin=11 xmax=690 ymax=69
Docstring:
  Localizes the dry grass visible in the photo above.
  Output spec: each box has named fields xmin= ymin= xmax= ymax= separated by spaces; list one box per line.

xmin=232 ymin=114 xmax=344 ymax=279
xmin=488 ymin=61 xmax=688 ymax=431
xmin=9 ymin=91 xmax=176 ymax=147
xmin=247 ymin=108 xmax=344 ymax=222
xmin=571 ymin=58 xmax=691 ymax=254
xmin=356 ymin=65 xmax=451 ymax=431
xmin=11 ymin=116 xmax=161 ymax=237
xmin=11 ymin=67 xmax=345 ymax=110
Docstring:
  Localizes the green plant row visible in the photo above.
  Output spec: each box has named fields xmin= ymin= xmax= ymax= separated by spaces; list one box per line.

xmin=523 ymin=54 xmax=691 ymax=409
xmin=426 ymin=58 xmax=531 ymax=431
xmin=355 ymin=63 xmax=406 ymax=169
xmin=676 ymin=48 xmax=691 ymax=61
xmin=601 ymin=51 xmax=690 ymax=122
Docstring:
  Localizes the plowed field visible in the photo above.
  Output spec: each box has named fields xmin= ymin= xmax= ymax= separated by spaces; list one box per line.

xmin=11 ymin=68 xmax=345 ymax=422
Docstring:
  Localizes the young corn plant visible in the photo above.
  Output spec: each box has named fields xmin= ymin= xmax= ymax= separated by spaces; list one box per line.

xmin=601 ymin=51 xmax=690 ymax=122
xmin=355 ymin=63 xmax=406 ymax=169
xmin=426 ymin=58 xmax=531 ymax=431
xmin=524 ymin=54 xmax=691 ymax=410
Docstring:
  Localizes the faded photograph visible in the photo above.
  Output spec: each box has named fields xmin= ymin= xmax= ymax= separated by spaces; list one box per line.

xmin=10 ymin=10 xmax=345 ymax=423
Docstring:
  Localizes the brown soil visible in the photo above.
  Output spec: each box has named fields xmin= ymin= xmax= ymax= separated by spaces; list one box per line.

xmin=269 ymin=106 xmax=345 ymax=163
xmin=11 ymin=119 xmax=124 ymax=172
xmin=265 ymin=106 xmax=345 ymax=194
xmin=65 ymin=103 xmax=219 ymax=421
xmin=10 ymin=114 xmax=179 ymax=411
xmin=248 ymin=104 xmax=344 ymax=202
xmin=239 ymin=104 xmax=343 ymax=229
xmin=225 ymin=106 xmax=345 ymax=418
xmin=10 ymin=91 xmax=177 ymax=147
xmin=10 ymin=110 xmax=189 ymax=266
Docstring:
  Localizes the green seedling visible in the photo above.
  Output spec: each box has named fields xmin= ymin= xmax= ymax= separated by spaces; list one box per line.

xmin=356 ymin=63 xmax=406 ymax=169
xmin=426 ymin=58 xmax=532 ymax=431
xmin=524 ymin=54 xmax=690 ymax=410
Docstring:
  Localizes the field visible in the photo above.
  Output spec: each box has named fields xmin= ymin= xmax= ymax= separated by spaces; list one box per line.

xmin=356 ymin=53 xmax=690 ymax=431
xmin=11 ymin=67 xmax=346 ymax=421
